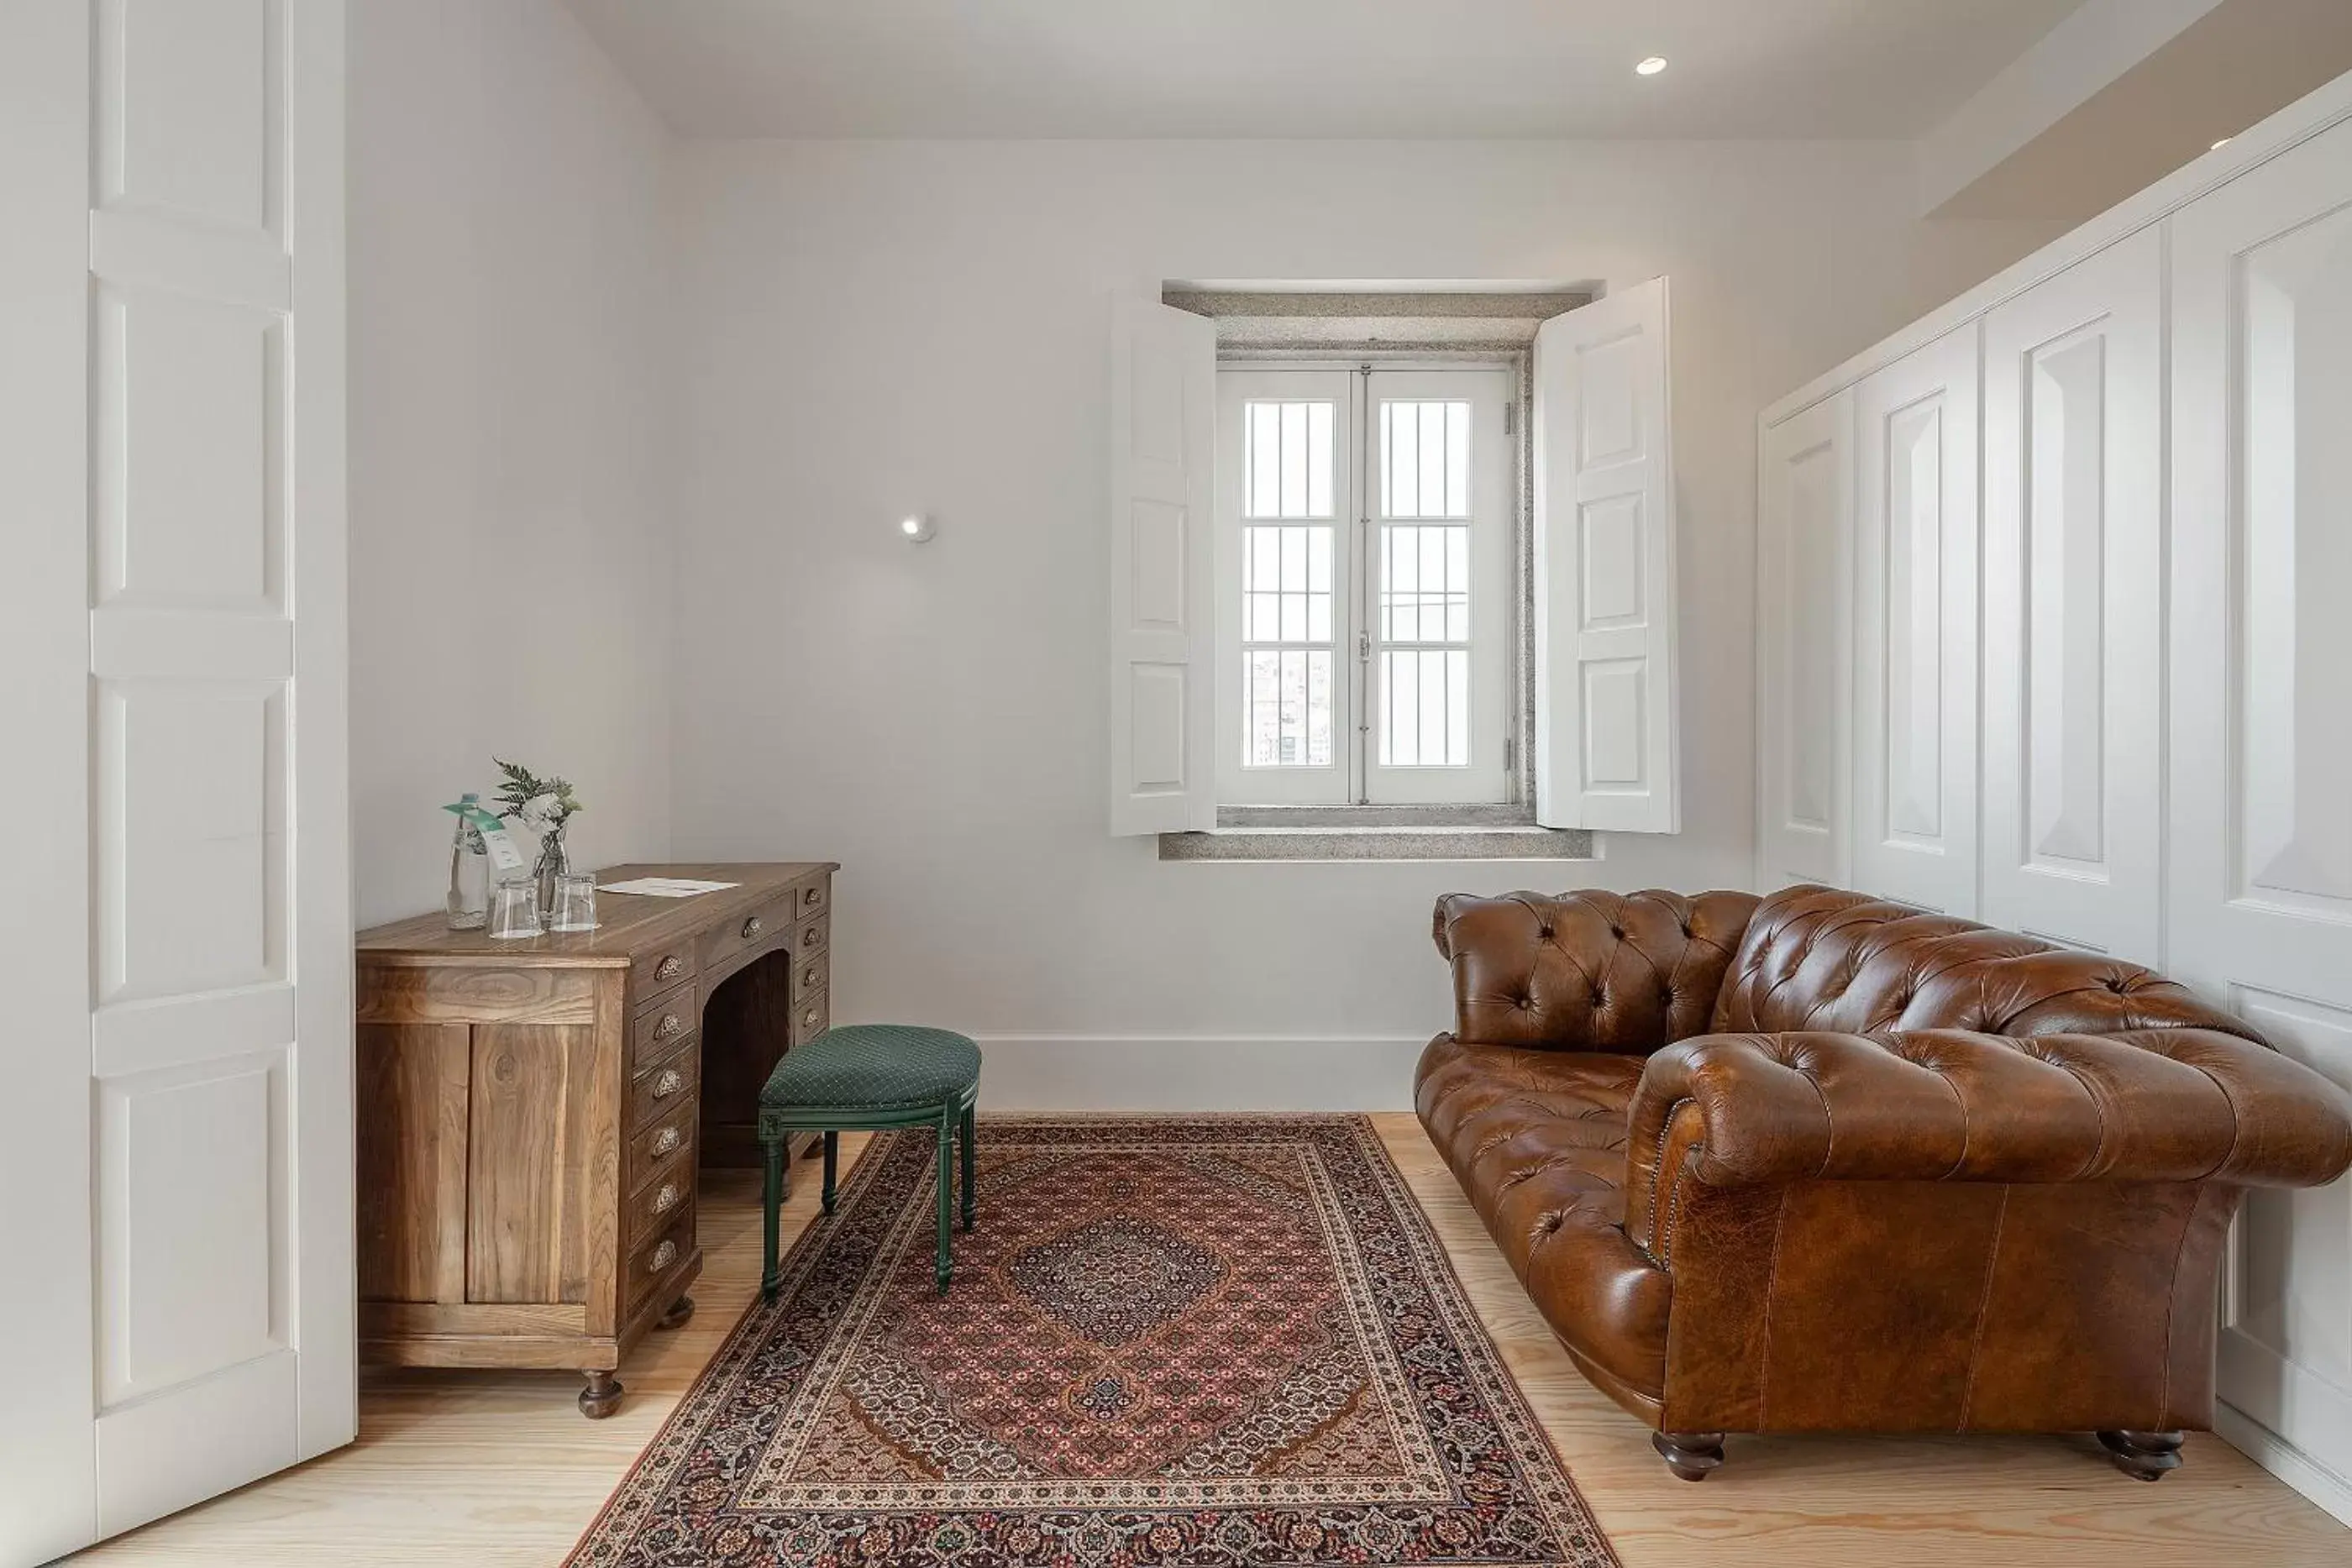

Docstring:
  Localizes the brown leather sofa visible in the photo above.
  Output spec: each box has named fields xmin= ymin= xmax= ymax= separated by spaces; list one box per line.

xmin=1417 ymin=884 xmax=2352 ymax=1481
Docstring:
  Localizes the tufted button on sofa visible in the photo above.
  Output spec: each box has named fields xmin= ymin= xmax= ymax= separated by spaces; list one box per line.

xmin=1417 ymin=884 xmax=2352 ymax=1481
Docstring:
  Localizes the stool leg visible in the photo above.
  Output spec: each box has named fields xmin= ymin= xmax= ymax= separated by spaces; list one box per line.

xmin=959 ymin=1101 xmax=976 ymax=1232
xmin=760 ymin=1140 xmax=785 ymax=1302
xmin=822 ymin=1130 xmax=838 ymax=1216
xmin=935 ymin=1109 xmax=954 ymax=1293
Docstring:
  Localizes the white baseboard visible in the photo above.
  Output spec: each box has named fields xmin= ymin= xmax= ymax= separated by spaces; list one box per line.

xmin=2215 ymin=1400 xmax=2352 ymax=1530
xmin=968 ymin=1035 xmax=1426 ymax=1112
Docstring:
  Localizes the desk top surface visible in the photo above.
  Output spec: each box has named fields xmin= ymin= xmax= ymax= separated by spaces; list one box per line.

xmin=356 ymin=861 xmax=837 ymax=968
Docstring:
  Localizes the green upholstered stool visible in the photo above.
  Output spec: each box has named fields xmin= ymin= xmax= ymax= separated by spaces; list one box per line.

xmin=758 ymin=1024 xmax=981 ymax=1297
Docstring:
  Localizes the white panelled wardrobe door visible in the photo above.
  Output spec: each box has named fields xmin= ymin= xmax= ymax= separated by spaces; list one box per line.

xmin=2171 ymin=115 xmax=2352 ymax=1501
xmin=1979 ymin=226 xmax=2163 ymax=960
xmin=1851 ymin=324 xmax=1979 ymax=917
xmin=1755 ymin=391 xmax=1854 ymax=891
xmin=81 ymin=0 xmax=353 ymax=1550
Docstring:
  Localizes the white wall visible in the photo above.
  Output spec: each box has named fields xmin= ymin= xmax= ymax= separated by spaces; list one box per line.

xmin=664 ymin=139 xmax=2061 ymax=1098
xmin=347 ymin=0 xmax=675 ymax=926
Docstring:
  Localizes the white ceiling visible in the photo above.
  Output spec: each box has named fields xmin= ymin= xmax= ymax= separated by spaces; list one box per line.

xmin=559 ymin=0 xmax=2087 ymax=140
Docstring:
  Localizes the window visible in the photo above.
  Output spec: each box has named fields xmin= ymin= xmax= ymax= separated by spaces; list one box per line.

xmin=1108 ymin=286 xmax=1677 ymax=846
xmin=1215 ymin=365 xmax=1515 ymax=806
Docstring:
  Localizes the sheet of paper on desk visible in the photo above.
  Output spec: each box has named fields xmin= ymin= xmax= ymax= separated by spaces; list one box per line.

xmin=596 ymin=877 xmax=742 ymax=897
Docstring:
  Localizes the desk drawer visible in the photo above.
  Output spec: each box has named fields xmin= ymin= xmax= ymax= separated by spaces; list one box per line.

xmin=625 ymin=1204 xmax=696 ymax=1321
xmin=791 ymin=908 xmax=831 ymax=962
xmin=790 ymin=875 xmax=830 ymax=922
xmin=631 ymin=944 xmax=696 ymax=996
xmin=627 ymin=1037 xmax=699 ymax=1132
xmin=626 ymin=1163 xmax=693 ymax=1246
xmin=699 ymin=894 xmax=795 ymax=977
xmin=790 ymin=947 xmax=828 ymax=1000
xmin=790 ymin=989 xmax=830 ymax=1046
xmin=627 ymin=1100 xmax=696 ymax=1196
xmin=628 ymin=989 xmax=697 ymax=1078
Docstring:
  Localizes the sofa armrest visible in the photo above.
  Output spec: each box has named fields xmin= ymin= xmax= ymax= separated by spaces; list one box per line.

xmin=1621 ymin=1026 xmax=2352 ymax=1252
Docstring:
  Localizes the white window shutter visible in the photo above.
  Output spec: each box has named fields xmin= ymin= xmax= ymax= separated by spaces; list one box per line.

xmin=1531 ymin=277 xmax=1678 ymax=832
xmin=1109 ymin=296 xmax=1217 ymax=835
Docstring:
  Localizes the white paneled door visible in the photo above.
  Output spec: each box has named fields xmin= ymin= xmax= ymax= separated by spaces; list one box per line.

xmin=1851 ymin=325 xmax=1979 ymax=917
xmin=1979 ymin=227 xmax=2164 ymax=960
xmin=0 ymin=2 xmax=353 ymax=1559
xmin=2171 ymin=115 xmax=2352 ymax=1508
xmin=1755 ymin=390 xmax=1854 ymax=891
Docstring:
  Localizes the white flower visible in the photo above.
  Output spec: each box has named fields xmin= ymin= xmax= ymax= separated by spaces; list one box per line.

xmin=519 ymin=792 xmax=563 ymax=836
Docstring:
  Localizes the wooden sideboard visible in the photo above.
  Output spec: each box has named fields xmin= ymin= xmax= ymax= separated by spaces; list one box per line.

xmin=355 ymin=861 xmax=835 ymax=1416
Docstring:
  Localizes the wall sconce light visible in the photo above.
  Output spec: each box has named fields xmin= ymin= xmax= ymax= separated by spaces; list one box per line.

xmin=898 ymin=513 xmax=937 ymax=543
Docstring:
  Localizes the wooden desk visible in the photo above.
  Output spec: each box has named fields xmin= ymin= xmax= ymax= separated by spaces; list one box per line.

xmin=354 ymin=861 xmax=835 ymax=1417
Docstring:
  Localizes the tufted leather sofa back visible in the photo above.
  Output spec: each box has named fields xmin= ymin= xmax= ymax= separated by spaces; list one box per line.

xmin=1433 ymin=889 xmax=1762 ymax=1054
xmin=1712 ymin=884 xmax=2260 ymax=1041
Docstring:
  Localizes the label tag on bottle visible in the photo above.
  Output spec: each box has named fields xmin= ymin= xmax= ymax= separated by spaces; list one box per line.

xmin=479 ymin=822 xmax=527 ymax=873
xmin=447 ymin=800 xmax=528 ymax=873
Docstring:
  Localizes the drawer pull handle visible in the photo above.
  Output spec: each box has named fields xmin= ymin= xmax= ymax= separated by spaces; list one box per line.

xmin=654 ymin=956 xmax=682 ymax=981
xmin=803 ymin=887 xmax=821 ymax=906
xmin=648 ymin=1239 xmax=678 ymax=1273
xmin=801 ymin=964 xmax=818 ymax=987
xmin=652 ymin=1125 xmax=682 ymax=1158
xmin=801 ymin=926 xmax=820 ymax=948
xmin=651 ymin=1067 xmax=685 ymax=1100
xmin=652 ymin=1182 xmax=680 ymax=1216
xmin=742 ymin=916 xmax=764 ymax=940
xmin=802 ymin=1007 xmax=821 ymax=1029
xmin=654 ymin=1012 xmax=684 ymax=1040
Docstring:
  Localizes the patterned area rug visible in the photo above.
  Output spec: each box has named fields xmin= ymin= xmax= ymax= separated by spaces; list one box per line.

xmin=566 ymin=1115 xmax=1618 ymax=1567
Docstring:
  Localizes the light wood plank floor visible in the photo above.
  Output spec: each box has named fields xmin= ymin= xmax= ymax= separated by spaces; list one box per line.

xmin=76 ymin=1115 xmax=2350 ymax=1566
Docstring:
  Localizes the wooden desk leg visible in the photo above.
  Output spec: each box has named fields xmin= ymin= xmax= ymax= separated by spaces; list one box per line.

xmin=580 ymin=1370 xmax=623 ymax=1419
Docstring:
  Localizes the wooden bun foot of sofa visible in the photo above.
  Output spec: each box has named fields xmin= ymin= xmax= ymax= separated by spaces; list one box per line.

xmin=2097 ymin=1429 xmax=2184 ymax=1481
xmin=1651 ymin=1430 xmax=1725 ymax=1481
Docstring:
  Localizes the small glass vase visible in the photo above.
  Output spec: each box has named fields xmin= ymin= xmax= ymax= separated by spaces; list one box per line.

xmin=533 ymin=832 xmax=571 ymax=926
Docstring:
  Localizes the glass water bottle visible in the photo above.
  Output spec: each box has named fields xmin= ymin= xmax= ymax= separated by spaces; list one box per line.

xmin=445 ymin=793 xmax=491 ymax=929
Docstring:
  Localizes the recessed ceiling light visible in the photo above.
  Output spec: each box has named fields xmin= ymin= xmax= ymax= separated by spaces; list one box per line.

xmin=2210 ymin=137 xmax=2233 ymax=150
xmin=1635 ymin=56 xmax=1668 ymax=76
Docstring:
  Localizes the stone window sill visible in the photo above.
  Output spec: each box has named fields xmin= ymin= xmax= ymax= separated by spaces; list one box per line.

xmin=1158 ymin=806 xmax=1595 ymax=863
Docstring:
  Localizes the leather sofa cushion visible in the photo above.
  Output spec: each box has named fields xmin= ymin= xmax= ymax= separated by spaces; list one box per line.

xmin=1432 ymin=889 xmax=1761 ymax=1055
xmin=1714 ymin=885 xmax=2256 ymax=1041
xmin=1415 ymin=1033 xmax=1672 ymax=1408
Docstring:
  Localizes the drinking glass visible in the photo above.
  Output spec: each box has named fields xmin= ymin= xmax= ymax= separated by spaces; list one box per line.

xmin=487 ymin=877 xmax=543 ymax=940
xmin=549 ymin=872 xmax=598 ymax=932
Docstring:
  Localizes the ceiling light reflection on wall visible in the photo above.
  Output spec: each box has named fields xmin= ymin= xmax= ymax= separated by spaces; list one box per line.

xmin=1635 ymin=56 xmax=1667 ymax=76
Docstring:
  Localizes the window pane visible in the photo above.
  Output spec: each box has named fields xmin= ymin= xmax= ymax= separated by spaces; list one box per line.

xmin=1306 ymin=651 xmax=1332 ymax=765
xmin=1248 ymin=403 xmax=1278 ymax=517
xmin=1446 ymin=401 xmax=1470 ymax=517
xmin=1388 ymin=403 xmax=1416 ymax=520
xmin=1420 ymin=648 xmax=1448 ymax=763
xmin=1308 ymin=402 xmax=1334 ymax=517
xmin=1244 ymin=400 xmax=1335 ymax=521
xmin=1279 ymin=402 xmax=1309 ymax=517
xmin=1419 ymin=402 xmax=1446 ymax=516
xmin=1307 ymin=526 xmax=1331 ymax=592
xmin=1447 ymin=648 xmax=1470 ymax=766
